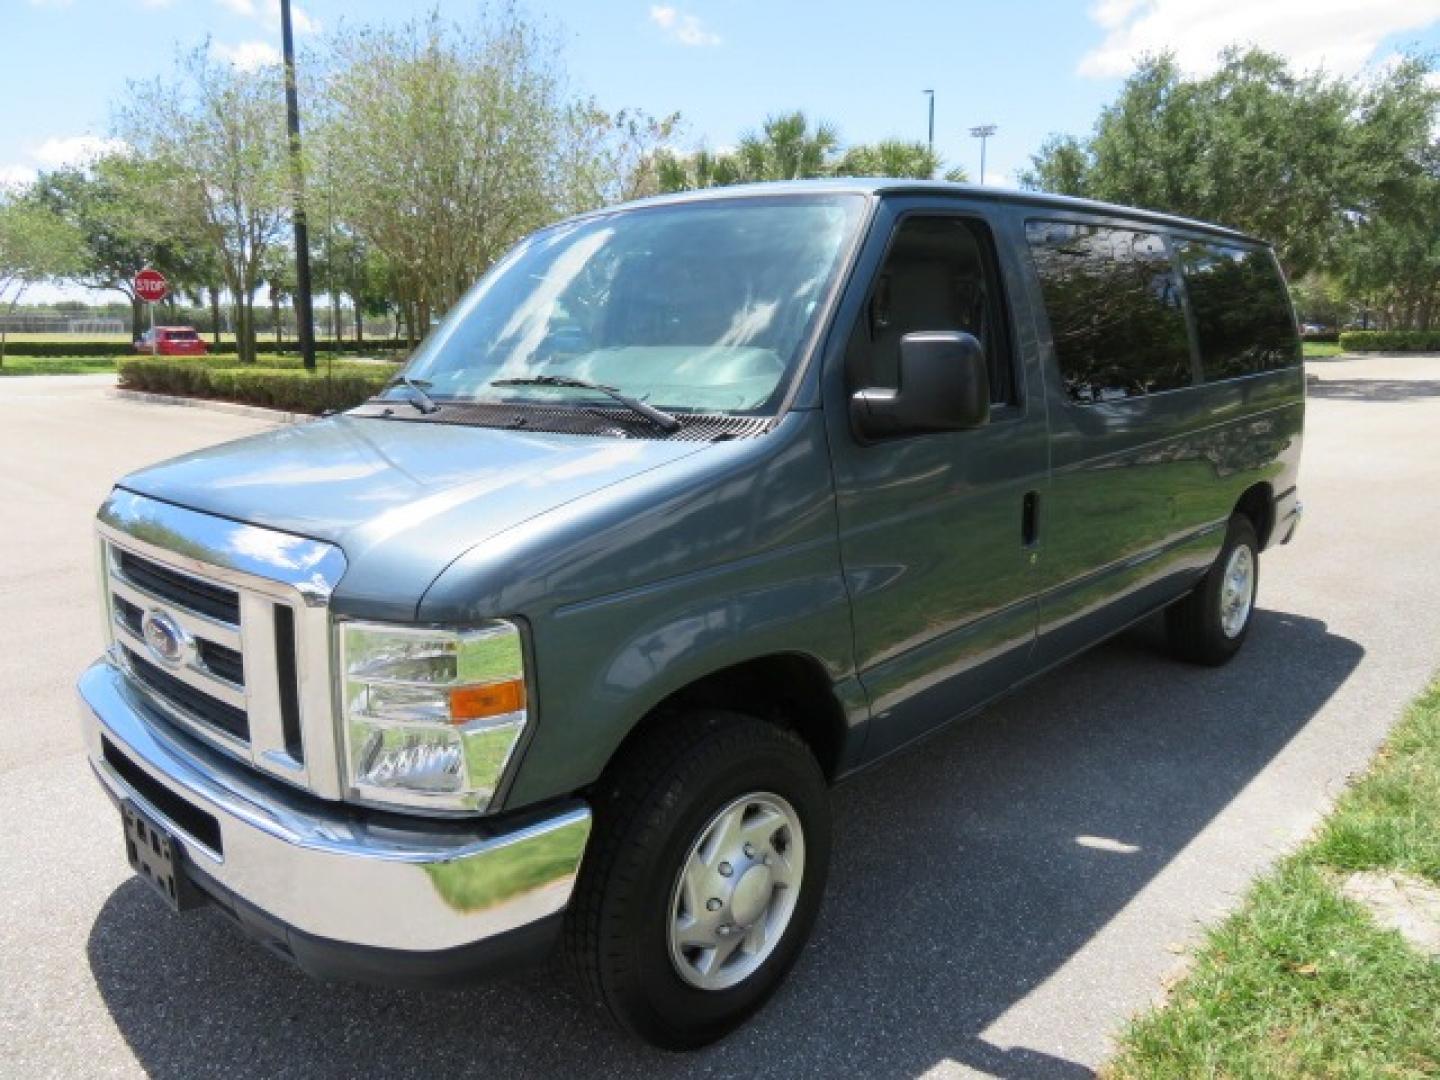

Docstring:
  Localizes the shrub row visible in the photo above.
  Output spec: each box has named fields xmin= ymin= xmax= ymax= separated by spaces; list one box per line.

xmin=2 ymin=337 xmax=409 ymax=357
xmin=1 ymin=341 xmax=128 ymax=357
xmin=1299 ymin=330 xmax=1340 ymax=344
xmin=118 ymin=358 xmax=392 ymax=413
xmin=1338 ymin=330 xmax=1440 ymax=353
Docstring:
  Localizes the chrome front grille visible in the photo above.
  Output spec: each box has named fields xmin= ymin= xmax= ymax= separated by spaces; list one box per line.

xmin=97 ymin=489 xmax=348 ymax=799
xmin=108 ymin=548 xmax=251 ymax=747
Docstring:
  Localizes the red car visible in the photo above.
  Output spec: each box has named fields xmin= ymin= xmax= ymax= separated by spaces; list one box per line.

xmin=134 ymin=326 xmax=209 ymax=356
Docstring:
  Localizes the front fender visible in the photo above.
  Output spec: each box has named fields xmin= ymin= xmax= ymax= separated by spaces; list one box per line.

xmin=417 ymin=410 xmax=865 ymax=809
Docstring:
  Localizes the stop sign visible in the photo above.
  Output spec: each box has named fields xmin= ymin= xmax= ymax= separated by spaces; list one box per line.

xmin=135 ymin=268 xmax=168 ymax=304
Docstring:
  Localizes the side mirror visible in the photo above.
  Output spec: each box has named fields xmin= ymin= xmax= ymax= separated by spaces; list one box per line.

xmin=850 ymin=331 xmax=990 ymax=439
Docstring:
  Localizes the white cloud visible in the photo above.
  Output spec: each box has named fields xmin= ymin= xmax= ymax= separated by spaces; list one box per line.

xmin=215 ymin=0 xmax=320 ymax=35
xmin=1079 ymin=0 xmax=1440 ymax=78
xmin=0 ymin=164 xmax=38 ymax=190
xmin=31 ymin=135 xmax=127 ymax=169
xmin=212 ymin=39 xmax=283 ymax=70
xmin=649 ymin=5 xmax=721 ymax=47
xmin=0 ymin=134 xmax=129 ymax=190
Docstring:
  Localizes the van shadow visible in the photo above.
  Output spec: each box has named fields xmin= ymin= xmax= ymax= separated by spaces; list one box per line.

xmin=88 ymin=608 xmax=1361 ymax=1079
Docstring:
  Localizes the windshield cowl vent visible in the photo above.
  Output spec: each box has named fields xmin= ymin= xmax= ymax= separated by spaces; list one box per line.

xmin=351 ymin=401 xmax=776 ymax=442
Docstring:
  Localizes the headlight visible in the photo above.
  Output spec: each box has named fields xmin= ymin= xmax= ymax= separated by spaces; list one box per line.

xmin=339 ymin=620 xmax=528 ymax=814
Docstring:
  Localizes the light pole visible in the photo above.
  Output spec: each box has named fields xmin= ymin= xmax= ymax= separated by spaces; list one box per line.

xmin=280 ymin=0 xmax=316 ymax=370
xmin=969 ymin=123 xmax=997 ymax=185
xmin=924 ymin=90 xmax=935 ymax=156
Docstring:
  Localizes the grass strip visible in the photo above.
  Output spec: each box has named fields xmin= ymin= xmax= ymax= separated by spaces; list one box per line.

xmin=1107 ymin=678 xmax=1440 ymax=1079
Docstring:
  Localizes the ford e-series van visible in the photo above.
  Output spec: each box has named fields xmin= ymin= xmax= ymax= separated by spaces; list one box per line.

xmin=79 ymin=180 xmax=1303 ymax=1048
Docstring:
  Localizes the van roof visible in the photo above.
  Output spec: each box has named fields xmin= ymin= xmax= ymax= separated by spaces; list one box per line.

xmin=596 ymin=178 xmax=1266 ymax=247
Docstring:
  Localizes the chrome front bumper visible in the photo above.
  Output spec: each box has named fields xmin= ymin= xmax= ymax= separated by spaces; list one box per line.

xmin=79 ymin=658 xmax=591 ymax=976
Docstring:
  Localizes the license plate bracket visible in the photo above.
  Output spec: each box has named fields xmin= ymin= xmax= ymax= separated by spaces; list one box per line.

xmin=121 ymin=801 xmax=203 ymax=912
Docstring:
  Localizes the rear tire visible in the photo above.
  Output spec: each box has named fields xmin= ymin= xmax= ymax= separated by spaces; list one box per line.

xmin=563 ymin=711 xmax=831 ymax=1049
xmin=1166 ymin=514 xmax=1260 ymax=666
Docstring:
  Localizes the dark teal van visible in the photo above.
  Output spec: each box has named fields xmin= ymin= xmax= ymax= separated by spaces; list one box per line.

xmin=79 ymin=180 xmax=1303 ymax=1048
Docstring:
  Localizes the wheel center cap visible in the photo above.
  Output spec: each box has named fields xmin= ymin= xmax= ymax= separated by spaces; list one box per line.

xmin=729 ymin=864 xmax=773 ymax=927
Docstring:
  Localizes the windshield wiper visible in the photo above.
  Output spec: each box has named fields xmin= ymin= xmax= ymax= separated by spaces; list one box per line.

xmin=490 ymin=375 xmax=682 ymax=434
xmin=379 ymin=374 xmax=440 ymax=415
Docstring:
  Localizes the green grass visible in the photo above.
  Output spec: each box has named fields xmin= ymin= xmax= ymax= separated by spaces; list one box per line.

xmin=1311 ymin=681 xmax=1440 ymax=882
xmin=1303 ymin=341 xmax=1343 ymax=358
xmin=1 ymin=332 xmax=142 ymax=344
xmin=1107 ymin=678 xmax=1440 ymax=1079
xmin=0 ymin=351 xmax=384 ymax=378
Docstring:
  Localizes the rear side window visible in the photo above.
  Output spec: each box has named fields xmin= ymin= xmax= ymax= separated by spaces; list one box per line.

xmin=1025 ymin=220 xmax=1194 ymax=404
xmin=1175 ymin=242 xmax=1299 ymax=379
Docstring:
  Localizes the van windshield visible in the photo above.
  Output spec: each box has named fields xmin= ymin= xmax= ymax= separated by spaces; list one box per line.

xmin=395 ymin=195 xmax=865 ymax=416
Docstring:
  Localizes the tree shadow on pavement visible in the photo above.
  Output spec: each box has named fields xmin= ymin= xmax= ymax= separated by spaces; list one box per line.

xmin=1307 ymin=378 xmax=1440 ymax=403
xmin=88 ymin=608 xmax=1361 ymax=1080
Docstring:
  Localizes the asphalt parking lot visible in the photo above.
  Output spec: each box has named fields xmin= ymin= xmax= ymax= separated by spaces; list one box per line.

xmin=2 ymin=357 xmax=1439 ymax=1079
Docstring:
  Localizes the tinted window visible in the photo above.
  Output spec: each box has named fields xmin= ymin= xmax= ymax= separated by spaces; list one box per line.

xmin=849 ymin=216 xmax=1018 ymax=408
xmin=1025 ymin=221 xmax=1194 ymax=404
xmin=1175 ymin=242 xmax=1299 ymax=379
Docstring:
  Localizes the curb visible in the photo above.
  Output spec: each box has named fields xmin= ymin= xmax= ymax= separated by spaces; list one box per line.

xmin=111 ymin=388 xmax=312 ymax=424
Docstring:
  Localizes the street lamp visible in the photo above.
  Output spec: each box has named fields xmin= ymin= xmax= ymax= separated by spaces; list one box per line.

xmin=279 ymin=0 xmax=316 ymax=370
xmin=969 ymin=123 xmax=997 ymax=185
xmin=924 ymin=90 xmax=935 ymax=155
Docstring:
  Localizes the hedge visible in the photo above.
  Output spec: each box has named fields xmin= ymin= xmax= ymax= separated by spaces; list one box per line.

xmin=0 ymin=337 xmax=409 ymax=358
xmin=1338 ymin=330 xmax=1440 ymax=353
xmin=1 ymin=341 xmax=130 ymax=357
xmin=118 ymin=357 xmax=391 ymax=413
xmin=1299 ymin=330 xmax=1339 ymax=344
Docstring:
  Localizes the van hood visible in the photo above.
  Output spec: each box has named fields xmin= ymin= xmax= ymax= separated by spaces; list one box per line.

xmin=119 ymin=415 xmax=709 ymax=619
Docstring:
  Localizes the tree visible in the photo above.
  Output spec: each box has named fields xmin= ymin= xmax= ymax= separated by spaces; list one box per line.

xmin=1289 ymin=274 xmax=1354 ymax=328
xmin=1019 ymin=49 xmax=1440 ymax=281
xmin=33 ymin=154 xmax=188 ymax=341
xmin=557 ymin=105 xmax=682 ymax=208
xmin=1333 ymin=58 xmax=1440 ymax=329
xmin=1021 ymin=134 xmax=1091 ymax=197
xmin=835 ymin=139 xmax=946 ymax=180
xmin=654 ymin=146 xmax=748 ymax=192
xmin=321 ymin=9 xmax=585 ymax=341
xmin=736 ymin=112 xmax=841 ymax=180
xmin=655 ymin=111 xmax=838 ymax=192
xmin=118 ymin=50 xmax=291 ymax=363
xmin=0 ymin=193 xmax=83 ymax=365
xmin=657 ymin=115 xmax=971 ymax=192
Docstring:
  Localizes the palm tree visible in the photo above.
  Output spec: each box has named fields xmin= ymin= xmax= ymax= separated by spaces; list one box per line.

xmin=653 ymin=111 xmax=972 ymax=194
xmin=655 ymin=147 xmax=747 ymax=192
xmin=736 ymin=111 xmax=840 ymax=180
xmin=836 ymin=140 xmax=947 ymax=180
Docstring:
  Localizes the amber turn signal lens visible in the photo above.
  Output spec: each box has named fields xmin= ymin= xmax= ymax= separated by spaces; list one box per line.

xmin=449 ymin=678 xmax=526 ymax=722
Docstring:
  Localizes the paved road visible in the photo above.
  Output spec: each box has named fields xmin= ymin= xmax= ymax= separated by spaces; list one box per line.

xmin=2 ymin=360 xmax=1438 ymax=1079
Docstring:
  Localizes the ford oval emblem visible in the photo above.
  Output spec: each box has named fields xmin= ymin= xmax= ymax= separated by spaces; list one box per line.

xmin=140 ymin=609 xmax=190 ymax=667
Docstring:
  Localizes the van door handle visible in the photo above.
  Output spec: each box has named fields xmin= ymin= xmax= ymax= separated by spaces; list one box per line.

xmin=1021 ymin=490 xmax=1040 ymax=548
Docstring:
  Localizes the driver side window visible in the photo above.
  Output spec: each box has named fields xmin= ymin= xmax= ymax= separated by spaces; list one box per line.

xmin=847 ymin=215 xmax=1017 ymax=408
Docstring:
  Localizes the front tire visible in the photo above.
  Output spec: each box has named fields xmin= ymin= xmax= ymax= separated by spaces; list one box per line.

xmin=563 ymin=711 xmax=831 ymax=1049
xmin=1166 ymin=514 xmax=1260 ymax=665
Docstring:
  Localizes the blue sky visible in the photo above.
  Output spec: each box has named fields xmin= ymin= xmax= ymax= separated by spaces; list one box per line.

xmin=5 ymin=0 xmax=1440 ymax=301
